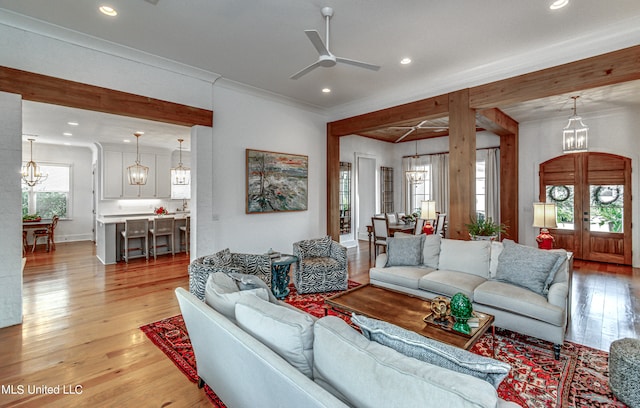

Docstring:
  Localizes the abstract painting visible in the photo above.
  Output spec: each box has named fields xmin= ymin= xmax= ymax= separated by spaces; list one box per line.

xmin=246 ymin=149 xmax=308 ymax=213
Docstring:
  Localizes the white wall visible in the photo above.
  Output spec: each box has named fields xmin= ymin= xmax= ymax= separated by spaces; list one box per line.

xmin=195 ymin=80 xmax=329 ymax=256
xmin=518 ymin=107 xmax=640 ymax=266
xmin=22 ymin=143 xmax=94 ymax=243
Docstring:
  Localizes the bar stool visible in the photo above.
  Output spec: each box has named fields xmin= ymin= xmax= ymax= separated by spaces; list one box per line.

xmin=149 ymin=217 xmax=175 ymax=260
xmin=121 ymin=219 xmax=149 ymax=263
xmin=179 ymin=216 xmax=190 ymax=254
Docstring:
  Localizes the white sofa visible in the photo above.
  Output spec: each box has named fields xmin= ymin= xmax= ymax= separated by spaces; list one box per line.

xmin=175 ymin=273 xmax=519 ymax=408
xmin=370 ymin=235 xmax=572 ymax=359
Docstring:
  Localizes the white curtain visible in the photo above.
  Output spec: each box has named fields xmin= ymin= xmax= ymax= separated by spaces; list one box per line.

xmin=432 ymin=153 xmax=449 ymax=216
xmin=485 ymin=148 xmax=500 ymax=221
xmin=402 ymin=155 xmax=431 ymax=213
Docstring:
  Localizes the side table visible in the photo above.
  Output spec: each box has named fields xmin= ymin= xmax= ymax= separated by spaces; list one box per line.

xmin=271 ymin=254 xmax=297 ymax=300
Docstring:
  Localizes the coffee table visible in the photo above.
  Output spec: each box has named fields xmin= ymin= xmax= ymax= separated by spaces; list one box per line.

xmin=325 ymin=284 xmax=494 ymax=350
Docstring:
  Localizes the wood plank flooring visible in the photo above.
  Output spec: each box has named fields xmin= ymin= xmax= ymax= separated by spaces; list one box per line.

xmin=0 ymin=240 xmax=638 ymax=407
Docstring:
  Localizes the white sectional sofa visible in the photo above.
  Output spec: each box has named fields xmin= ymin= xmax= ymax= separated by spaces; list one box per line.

xmin=175 ymin=271 xmax=520 ymax=408
xmin=370 ymin=234 xmax=572 ymax=359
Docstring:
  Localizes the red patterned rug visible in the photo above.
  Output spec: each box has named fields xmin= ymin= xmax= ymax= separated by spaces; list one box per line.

xmin=141 ymin=282 xmax=624 ymax=408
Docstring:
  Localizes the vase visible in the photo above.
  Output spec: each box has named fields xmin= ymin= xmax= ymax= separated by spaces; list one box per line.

xmin=450 ymin=292 xmax=473 ymax=334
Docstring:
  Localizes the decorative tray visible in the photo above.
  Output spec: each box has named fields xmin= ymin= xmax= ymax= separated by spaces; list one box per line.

xmin=423 ymin=311 xmax=490 ymax=338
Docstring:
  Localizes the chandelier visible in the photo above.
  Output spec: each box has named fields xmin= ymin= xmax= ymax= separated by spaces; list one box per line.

xmin=21 ymin=138 xmax=48 ymax=187
xmin=171 ymin=138 xmax=190 ymax=185
xmin=127 ymin=132 xmax=149 ymax=185
xmin=562 ymin=96 xmax=588 ymax=153
xmin=405 ymin=140 xmax=426 ymax=185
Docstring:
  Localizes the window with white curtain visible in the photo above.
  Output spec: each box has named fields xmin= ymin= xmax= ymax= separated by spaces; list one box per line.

xmin=476 ymin=160 xmax=486 ymax=219
xmin=406 ymin=163 xmax=432 ymax=214
xmin=22 ymin=164 xmax=71 ymax=219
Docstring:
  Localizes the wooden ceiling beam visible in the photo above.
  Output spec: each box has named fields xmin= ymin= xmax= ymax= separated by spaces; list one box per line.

xmin=476 ymin=108 xmax=518 ymax=137
xmin=0 ymin=66 xmax=213 ymax=128
xmin=329 ymin=93 xmax=449 ymax=136
xmin=469 ymin=44 xmax=640 ymax=109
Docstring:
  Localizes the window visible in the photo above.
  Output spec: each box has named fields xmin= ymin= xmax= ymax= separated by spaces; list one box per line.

xmin=476 ymin=161 xmax=485 ymax=218
xmin=22 ymin=164 xmax=71 ymax=219
xmin=407 ymin=163 xmax=431 ymax=214
xmin=380 ymin=166 xmax=394 ymax=213
xmin=546 ymin=185 xmax=574 ymax=229
xmin=339 ymin=162 xmax=351 ymax=234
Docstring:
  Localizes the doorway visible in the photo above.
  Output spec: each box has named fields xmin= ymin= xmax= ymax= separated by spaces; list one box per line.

xmin=539 ymin=152 xmax=631 ymax=264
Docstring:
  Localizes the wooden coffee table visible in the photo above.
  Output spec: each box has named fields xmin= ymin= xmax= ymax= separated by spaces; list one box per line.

xmin=325 ymin=284 xmax=494 ymax=350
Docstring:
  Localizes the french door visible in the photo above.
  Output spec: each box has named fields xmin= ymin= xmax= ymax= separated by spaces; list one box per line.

xmin=539 ymin=153 xmax=631 ymax=265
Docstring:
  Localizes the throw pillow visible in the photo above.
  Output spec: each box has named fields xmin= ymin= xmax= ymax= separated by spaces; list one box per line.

xmin=228 ymin=272 xmax=278 ymax=303
xmin=204 ymin=272 xmax=269 ymax=322
xmin=495 ymin=239 xmax=564 ymax=296
xmin=298 ymin=236 xmax=331 ymax=258
xmin=203 ymin=248 xmax=232 ymax=266
xmin=488 ymin=241 xmax=503 ymax=278
xmin=422 ymin=234 xmax=441 ymax=268
xmin=385 ymin=235 xmax=424 ymax=266
xmin=235 ymin=294 xmax=315 ymax=378
xmin=351 ymin=314 xmax=511 ymax=389
xmin=438 ymin=239 xmax=491 ymax=278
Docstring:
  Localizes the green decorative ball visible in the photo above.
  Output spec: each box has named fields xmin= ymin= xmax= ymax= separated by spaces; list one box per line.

xmin=450 ymin=293 xmax=472 ymax=319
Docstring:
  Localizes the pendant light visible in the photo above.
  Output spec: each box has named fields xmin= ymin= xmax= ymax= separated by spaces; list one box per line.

xmin=562 ymin=96 xmax=588 ymax=153
xmin=21 ymin=138 xmax=48 ymax=187
xmin=405 ymin=140 xmax=426 ymax=185
xmin=171 ymin=138 xmax=190 ymax=185
xmin=127 ymin=132 xmax=148 ymax=185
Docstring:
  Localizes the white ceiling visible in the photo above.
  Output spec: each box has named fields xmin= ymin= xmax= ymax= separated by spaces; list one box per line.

xmin=2 ymin=0 xmax=640 ymax=148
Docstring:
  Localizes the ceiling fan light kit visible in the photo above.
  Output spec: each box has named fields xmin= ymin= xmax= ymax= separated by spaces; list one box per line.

xmin=290 ymin=7 xmax=380 ymax=79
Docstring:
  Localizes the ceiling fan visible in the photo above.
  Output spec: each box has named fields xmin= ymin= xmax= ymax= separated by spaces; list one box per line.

xmin=290 ymin=7 xmax=381 ymax=80
xmin=390 ymin=120 xmax=449 ymax=143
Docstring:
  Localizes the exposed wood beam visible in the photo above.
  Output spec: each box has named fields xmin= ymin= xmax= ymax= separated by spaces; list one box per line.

xmin=329 ymin=94 xmax=449 ymax=136
xmin=476 ymin=108 xmax=518 ymax=137
xmin=327 ymin=123 xmax=341 ymax=241
xmin=470 ymin=45 xmax=640 ymax=109
xmin=0 ymin=66 xmax=213 ymax=127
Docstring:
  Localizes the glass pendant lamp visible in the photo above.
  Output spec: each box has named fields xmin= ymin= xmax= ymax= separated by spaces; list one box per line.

xmin=171 ymin=138 xmax=190 ymax=185
xmin=127 ymin=132 xmax=148 ymax=185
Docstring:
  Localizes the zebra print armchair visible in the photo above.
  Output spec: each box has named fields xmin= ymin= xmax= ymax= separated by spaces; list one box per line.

xmin=188 ymin=248 xmax=272 ymax=301
xmin=292 ymin=236 xmax=348 ymax=294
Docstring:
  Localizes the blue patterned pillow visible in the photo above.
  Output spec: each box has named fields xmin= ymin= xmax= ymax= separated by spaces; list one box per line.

xmin=386 ymin=235 xmax=424 ymax=266
xmin=495 ymin=240 xmax=564 ymax=295
xmin=351 ymin=314 xmax=511 ymax=388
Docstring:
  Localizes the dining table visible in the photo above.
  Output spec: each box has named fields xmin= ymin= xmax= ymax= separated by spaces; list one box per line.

xmin=23 ymin=218 xmax=54 ymax=253
xmin=366 ymin=222 xmax=415 ymax=261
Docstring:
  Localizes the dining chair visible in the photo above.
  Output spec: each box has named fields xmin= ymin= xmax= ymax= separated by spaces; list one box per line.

xmin=385 ymin=213 xmax=397 ymax=224
xmin=32 ymin=215 xmax=59 ymax=252
xmin=414 ymin=218 xmax=426 ymax=235
xmin=371 ymin=216 xmax=389 ymax=257
xmin=149 ymin=217 xmax=175 ymax=260
xmin=435 ymin=213 xmax=447 ymax=237
xmin=396 ymin=212 xmax=406 ymax=221
xmin=179 ymin=216 xmax=190 ymax=254
xmin=121 ymin=219 xmax=149 ymax=262
xmin=22 ymin=230 xmax=28 ymax=256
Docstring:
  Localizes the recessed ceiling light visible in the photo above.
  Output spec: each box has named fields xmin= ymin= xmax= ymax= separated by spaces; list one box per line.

xmin=67 ymin=121 xmax=79 ymax=126
xmin=63 ymin=132 xmax=72 ymax=136
xmin=549 ymin=0 xmax=569 ymax=10
xmin=322 ymin=88 xmax=331 ymax=93
xmin=64 ymin=142 xmax=71 ymax=146
xmin=123 ymin=139 xmax=131 ymax=143
xmin=99 ymin=5 xmax=118 ymax=17
xmin=400 ymin=57 xmax=412 ymax=65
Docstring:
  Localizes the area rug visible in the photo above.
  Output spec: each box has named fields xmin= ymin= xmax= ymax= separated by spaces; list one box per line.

xmin=141 ymin=282 xmax=624 ymax=408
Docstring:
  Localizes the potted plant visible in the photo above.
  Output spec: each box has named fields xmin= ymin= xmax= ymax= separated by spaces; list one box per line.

xmin=465 ymin=215 xmax=507 ymax=241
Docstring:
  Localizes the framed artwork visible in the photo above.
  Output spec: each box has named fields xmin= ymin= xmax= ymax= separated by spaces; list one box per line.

xmin=246 ymin=149 xmax=308 ymax=213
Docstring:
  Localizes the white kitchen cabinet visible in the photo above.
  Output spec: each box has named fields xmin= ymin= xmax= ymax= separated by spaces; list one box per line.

xmin=103 ymin=151 xmax=124 ymax=199
xmin=102 ymin=149 xmax=172 ymax=199
xmin=155 ymin=154 xmax=172 ymax=198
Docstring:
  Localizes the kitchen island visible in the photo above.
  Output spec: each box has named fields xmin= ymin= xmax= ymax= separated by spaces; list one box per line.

xmin=96 ymin=213 xmax=189 ymax=264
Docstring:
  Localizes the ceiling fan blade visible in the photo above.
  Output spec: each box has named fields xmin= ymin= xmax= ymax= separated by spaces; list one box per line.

xmin=305 ymin=30 xmax=330 ymax=56
xmin=394 ymin=128 xmax=416 ymax=143
xmin=290 ymin=60 xmax=323 ymax=80
xmin=335 ymin=57 xmax=380 ymax=71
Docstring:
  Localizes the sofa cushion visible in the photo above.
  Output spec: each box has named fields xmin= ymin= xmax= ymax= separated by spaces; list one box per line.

xmin=419 ymin=270 xmax=486 ymax=300
xmin=298 ymin=236 xmax=331 ymax=258
xmin=438 ymin=239 xmax=491 ymax=279
xmin=351 ymin=314 xmax=511 ymax=389
xmin=495 ymin=240 xmax=564 ymax=295
xmin=386 ymin=235 xmax=424 ymax=266
xmin=473 ymin=280 xmax=565 ymax=326
xmin=229 ymin=272 xmax=278 ymax=303
xmin=422 ymin=234 xmax=442 ymax=268
xmin=235 ymin=294 xmax=315 ymax=378
xmin=370 ymin=265 xmax=434 ymax=290
xmin=313 ymin=316 xmax=500 ymax=408
xmin=204 ymin=272 xmax=269 ymax=322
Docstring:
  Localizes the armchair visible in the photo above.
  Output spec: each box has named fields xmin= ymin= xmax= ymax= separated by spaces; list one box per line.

xmin=188 ymin=248 xmax=272 ymax=301
xmin=292 ymin=236 xmax=348 ymax=294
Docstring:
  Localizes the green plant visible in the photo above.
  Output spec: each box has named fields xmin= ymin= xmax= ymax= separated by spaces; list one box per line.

xmin=465 ymin=216 xmax=507 ymax=237
xmin=592 ymin=205 xmax=623 ymax=232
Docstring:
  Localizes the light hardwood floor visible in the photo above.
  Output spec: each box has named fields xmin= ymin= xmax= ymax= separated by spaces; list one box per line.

xmin=1 ymin=240 xmax=638 ymax=407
